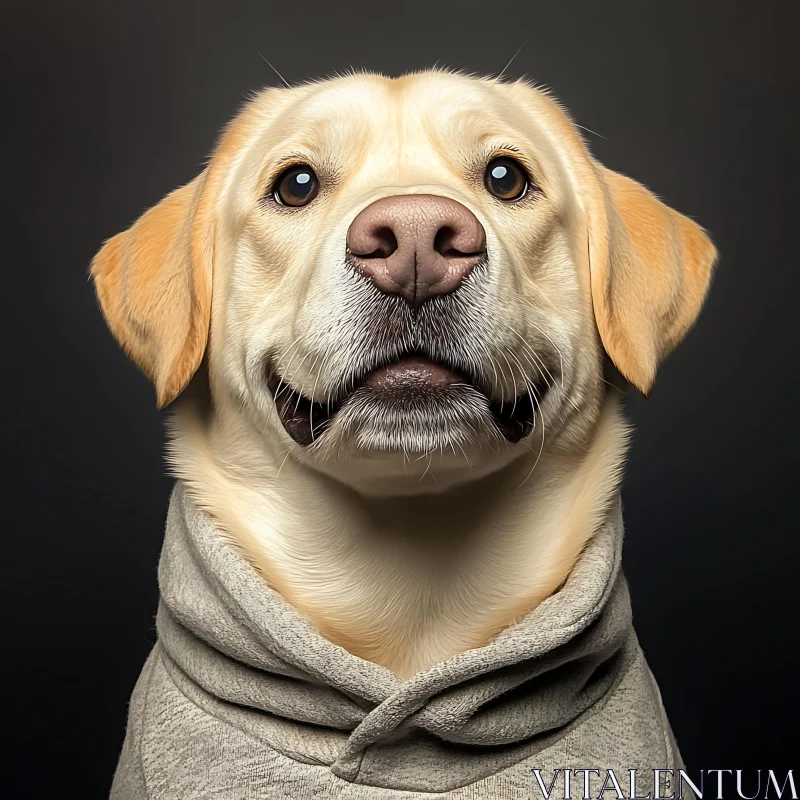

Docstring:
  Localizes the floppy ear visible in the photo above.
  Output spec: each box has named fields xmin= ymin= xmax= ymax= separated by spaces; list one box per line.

xmin=91 ymin=172 xmax=214 ymax=408
xmin=588 ymin=165 xmax=717 ymax=395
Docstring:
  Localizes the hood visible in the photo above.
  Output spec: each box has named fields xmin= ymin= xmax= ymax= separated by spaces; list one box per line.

xmin=156 ymin=483 xmax=635 ymax=791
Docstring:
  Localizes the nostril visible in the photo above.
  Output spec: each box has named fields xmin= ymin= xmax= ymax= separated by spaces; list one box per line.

xmin=434 ymin=224 xmax=485 ymax=258
xmin=434 ymin=226 xmax=458 ymax=258
xmin=350 ymin=225 xmax=398 ymax=259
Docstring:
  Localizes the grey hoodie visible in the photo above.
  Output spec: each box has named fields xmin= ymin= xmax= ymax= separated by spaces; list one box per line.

xmin=110 ymin=484 xmax=687 ymax=799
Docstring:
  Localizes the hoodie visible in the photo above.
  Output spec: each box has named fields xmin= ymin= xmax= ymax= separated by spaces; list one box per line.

xmin=110 ymin=483 xmax=686 ymax=799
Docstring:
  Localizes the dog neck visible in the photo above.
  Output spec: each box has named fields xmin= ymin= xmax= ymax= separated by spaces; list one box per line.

xmin=167 ymin=390 xmax=628 ymax=678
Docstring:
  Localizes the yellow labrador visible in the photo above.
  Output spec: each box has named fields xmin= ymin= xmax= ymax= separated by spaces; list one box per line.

xmin=92 ymin=69 xmax=715 ymax=683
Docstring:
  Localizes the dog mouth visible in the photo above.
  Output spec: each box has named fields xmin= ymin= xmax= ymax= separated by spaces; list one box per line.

xmin=267 ymin=352 xmax=547 ymax=448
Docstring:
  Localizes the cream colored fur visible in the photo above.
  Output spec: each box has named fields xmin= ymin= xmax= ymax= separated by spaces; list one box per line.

xmin=91 ymin=71 xmax=716 ymax=678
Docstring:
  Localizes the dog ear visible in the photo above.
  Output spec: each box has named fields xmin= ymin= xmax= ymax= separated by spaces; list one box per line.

xmin=587 ymin=165 xmax=717 ymax=396
xmin=91 ymin=172 xmax=214 ymax=408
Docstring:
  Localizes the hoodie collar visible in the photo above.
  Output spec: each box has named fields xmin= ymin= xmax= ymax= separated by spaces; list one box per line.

xmin=157 ymin=483 xmax=634 ymax=789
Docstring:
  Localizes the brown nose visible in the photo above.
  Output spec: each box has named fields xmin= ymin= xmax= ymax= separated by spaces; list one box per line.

xmin=346 ymin=195 xmax=486 ymax=308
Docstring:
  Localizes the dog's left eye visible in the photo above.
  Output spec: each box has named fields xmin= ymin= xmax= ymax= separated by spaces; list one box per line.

xmin=484 ymin=157 xmax=528 ymax=202
xmin=273 ymin=165 xmax=319 ymax=207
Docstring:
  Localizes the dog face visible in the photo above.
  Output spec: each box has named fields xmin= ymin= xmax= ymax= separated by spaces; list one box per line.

xmin=92 ymin=71 xmax=716 ymax=495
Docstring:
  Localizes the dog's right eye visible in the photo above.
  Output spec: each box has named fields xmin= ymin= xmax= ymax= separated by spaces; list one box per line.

xmin=484 ymin=157 xmax=528 ymax=202
xmin=273 ymin=165 xmax=319 ymax=207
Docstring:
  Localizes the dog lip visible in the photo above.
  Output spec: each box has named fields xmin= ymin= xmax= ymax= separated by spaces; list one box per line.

xmin=266 ymin=351 xmax=548 ymax=447
xmin=266 ymin=370 xmax=340 ymax=447
xmin=361 ymin=355 xmax=466 ymax=391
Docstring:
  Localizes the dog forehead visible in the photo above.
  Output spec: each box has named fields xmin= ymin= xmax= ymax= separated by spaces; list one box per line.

xmin=253 ymin=72 xmax=531 ymax=159
xmin=296 ymin=72 xmax=506 ymax=118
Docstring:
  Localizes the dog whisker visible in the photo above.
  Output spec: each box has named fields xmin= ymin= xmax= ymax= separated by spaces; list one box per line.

xmin=499 ymin=348 xmax=520 ymax=417
xmin=497 ymin=42 xmax=525 ymax=81
xmin=275 ymin=447 xmax=292 ymax=479
xmin=257 ymin=51 xmax=293 ymax=90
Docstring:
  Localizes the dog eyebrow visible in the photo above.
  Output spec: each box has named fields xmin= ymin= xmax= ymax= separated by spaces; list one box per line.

xmin=256 ymin=150 xmax=319 ymax=192
xmin=491 ymin=141 xmax=522 ymax=152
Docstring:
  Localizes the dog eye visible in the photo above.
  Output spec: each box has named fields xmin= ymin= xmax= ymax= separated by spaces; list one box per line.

xmin=484 ymin=157 xmax=528 ymax=201
xmin=273 ymin=165 xmax=319 ymax=207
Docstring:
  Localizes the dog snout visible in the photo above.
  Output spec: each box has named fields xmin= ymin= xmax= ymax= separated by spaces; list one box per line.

xmin=346 ymin=195 xmax=486 ymax=308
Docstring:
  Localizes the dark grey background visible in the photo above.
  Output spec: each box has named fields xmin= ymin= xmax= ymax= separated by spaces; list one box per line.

xmin=2 ymin=0 xmax=798 ymax=795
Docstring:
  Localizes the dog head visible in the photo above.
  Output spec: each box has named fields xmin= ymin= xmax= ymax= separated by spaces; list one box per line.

xmin=91 ymin=71 xmax=716 ymax=495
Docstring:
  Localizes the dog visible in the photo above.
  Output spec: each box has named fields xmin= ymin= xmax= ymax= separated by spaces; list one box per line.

xmin=93 ymin=70 xmax=715 ymax=799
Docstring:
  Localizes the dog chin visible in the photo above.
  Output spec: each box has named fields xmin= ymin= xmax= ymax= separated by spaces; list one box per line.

xmin=319 ymin=385 xmax=503 ymax=456
xmin=303 ymin=406 xmax=520 ymax=496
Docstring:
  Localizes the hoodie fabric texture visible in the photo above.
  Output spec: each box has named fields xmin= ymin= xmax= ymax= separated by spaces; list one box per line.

xmin=110 ymin=483 xmax=686 ymax=799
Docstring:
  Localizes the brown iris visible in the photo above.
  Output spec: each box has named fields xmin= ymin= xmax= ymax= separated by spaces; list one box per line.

xmin=273 ymin=165 xmax=319 ymax=207
xmin=484 ymin=157 xmax=528 ymax=201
